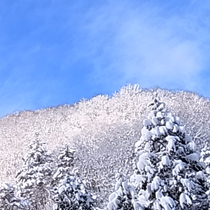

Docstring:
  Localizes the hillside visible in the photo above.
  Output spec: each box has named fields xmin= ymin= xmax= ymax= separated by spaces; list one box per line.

xmin=0 ymin=85 xmax=210 ymax=207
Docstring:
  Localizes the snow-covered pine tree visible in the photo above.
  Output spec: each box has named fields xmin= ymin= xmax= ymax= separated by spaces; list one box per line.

xmin=131 ymin=98 xmax=209 ymax=210
xmin=200 ymin=143 xmax=210 ymax=182
xmin=52 ymin=171 xmax=95 ymax=210
xmin=16 ymin=138 xmax=53 ymax=209
xmin=51 ymin=145 xmax=95 ymax=210
xmin=200 ymin=143 xmax=210 ymax=197
xmin=107 ymin=173 xmax=143 ymax=210
xmin=0 ymin=183 xmax=29 ymax=209
xmin=52 ymin=145 xmax=75 ymax=187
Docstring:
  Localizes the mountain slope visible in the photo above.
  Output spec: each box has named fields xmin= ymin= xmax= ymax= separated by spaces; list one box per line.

xmin=0 ymin=85 xmax=210 ymax=204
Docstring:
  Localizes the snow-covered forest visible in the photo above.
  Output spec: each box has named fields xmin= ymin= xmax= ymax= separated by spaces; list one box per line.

xmin=0 ymin=85 xmax=210 ymax=209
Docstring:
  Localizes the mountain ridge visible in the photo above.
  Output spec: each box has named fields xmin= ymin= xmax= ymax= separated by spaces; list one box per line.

xmin=0 ymin=85 xmax=210 ymax=204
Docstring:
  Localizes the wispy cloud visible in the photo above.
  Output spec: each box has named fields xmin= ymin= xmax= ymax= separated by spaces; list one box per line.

xmin=0 ymin=0 xmax=210 ymax=117
xmin=84 ymin=0 xmax=210 ymax=95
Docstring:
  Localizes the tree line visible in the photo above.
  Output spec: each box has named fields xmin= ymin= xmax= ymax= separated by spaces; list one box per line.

xmin=0 ymin=98 xmax=210 ymax=209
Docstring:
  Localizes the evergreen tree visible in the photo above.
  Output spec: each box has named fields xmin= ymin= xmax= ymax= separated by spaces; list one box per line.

xmin=16 ymin=138 xmax=53 ymax=209
xmin=52 ymin=172 xmax=95 ymax=210
xmin=131 ymin=99 xmax=209 ymax=210
xmin=200 ymin=142 xmax=210 ymax=196
xmin=107 ymin=173 xmax=143 ymax=210
xmin=52 ymin=145 xmax=75 ymax=186
xmin=0 ymin=183 xmax=29 ymax=209
xmin=200 ymin=143 xmax=210 ymax=182
xmin=51 ymin=145 xmax=95 ymax=210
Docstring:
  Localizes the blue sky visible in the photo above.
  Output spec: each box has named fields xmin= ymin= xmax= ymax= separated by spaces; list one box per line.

xmin=0 ymin=0 xmax=210 ymax=117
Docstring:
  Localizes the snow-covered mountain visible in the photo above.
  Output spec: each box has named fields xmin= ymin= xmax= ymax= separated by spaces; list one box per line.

xmin=0 ymin=85 xmax=210 ymax=208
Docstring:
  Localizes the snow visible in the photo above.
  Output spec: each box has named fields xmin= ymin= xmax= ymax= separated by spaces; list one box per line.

xmin=141 ymin=127 xmax=152 ymax=140
xmin=161 ymin=155 xmax=171 ymax=166
xmin=152 ymin=117 xmax=159 ymax=126
xmin=130 ymin=174 xmax=147 ymax=189
xmin=107 ymin=174 xmax=138 ymax=210
xmin=160 ymin=196 xmax=175 ymax=210
xmin=143 ymin=119 xmax=152 ymax=127
xmin=137 ymin=152 xmax=151 ymax=172
xmin=179 ymin=126 xmax=186 ymax=135
xmin=172 ymin=124 xmax=179 ymax=133
xmin=175 ymin=116 xmax=180 ymax=124
xmin=185 ymin=153 xmax=199 ymax=162
xmin=184 ymin=134 xmax=192 ymax=143
xmin=151 ymin=176 xmax=161 ymax=192
xmin=166 ymin=121 xmax=174 ymax=130
xmin=144 ymin=142 xmax=151 ymax=152
xmin=159 ymin=126 xmax=167 ymax=136
xmin=196 ymin=171 xmax=205 ymax=181
xmin=135 ymin=140 xmax=142 ymax=148
xmin=166 ymin=136 xmax=177 ymax=153
xmin=156 ymin=111 xmax=164 ymax=119
xmin=187 ymin=141 xmax=197 ymax=152
xmin=172 ymin=161 xmax=185 ymax=176
xmin=179 ymin=192 xmax=192 ymax=209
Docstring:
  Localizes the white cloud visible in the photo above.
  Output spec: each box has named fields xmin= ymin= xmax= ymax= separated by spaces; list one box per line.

xmin=84 ymin=0 xmax=210 ymax=93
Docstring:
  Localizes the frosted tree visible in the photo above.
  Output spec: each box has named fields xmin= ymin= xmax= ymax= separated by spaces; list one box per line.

xmin=51 ymin=172 xmax=95 ymax=210
xmin=52 ymin=145 xmax=75 ymax=186
xmin=200 ymin=143 xmax=210 ymax=181
xmin=0 ymin=183 xmax=30 ymax=209
xmin=132 ymin=98 xmax=209 ymax=210
xmin=200 ymin=143 xmax=210 ymax=197
xmin=107 ymin=173 xmax=143 ymax=210
xmin=51 ymin=145 xmax=95 ymax=209
xmin=16 ymin=139 xmax=53 ymax=209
